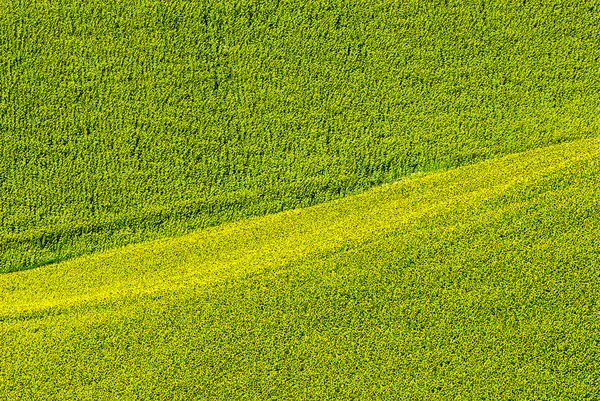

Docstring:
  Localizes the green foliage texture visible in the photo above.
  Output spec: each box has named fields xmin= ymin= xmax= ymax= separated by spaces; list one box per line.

xmin=2 ymin=0 xmax=600 ymax=272
xmin=1 ymin=138 xmax=599 ymax=399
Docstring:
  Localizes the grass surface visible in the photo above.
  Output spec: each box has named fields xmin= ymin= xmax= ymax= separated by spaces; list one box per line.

xmin=2 ymin=138 xmax=599 ymax=399
xmin=2 ymin=0 xmax=600 ymax=272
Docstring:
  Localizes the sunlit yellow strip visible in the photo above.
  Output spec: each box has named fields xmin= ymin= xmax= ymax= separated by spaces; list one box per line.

xmin=1 ymin=137 xmax=598 ymax=317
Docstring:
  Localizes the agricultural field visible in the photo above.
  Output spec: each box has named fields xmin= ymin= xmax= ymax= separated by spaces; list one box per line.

xmin=2 ymin=0 xmax=600 ymax=272
xmin=2 ymin=0 xmax=600 ymax=399
xmin=1 ymin=138 xmax=600 ymax=399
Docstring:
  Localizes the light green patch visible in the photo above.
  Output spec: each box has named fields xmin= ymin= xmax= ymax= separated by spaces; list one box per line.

xmin=1 ymin=138 xmax=599 ymax=399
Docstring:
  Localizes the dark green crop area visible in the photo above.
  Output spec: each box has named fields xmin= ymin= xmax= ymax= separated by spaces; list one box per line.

xmin=1 ymin=0 xmax=600 ymax=272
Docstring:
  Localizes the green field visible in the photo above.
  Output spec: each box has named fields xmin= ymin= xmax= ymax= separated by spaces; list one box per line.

xmin=2 ymin=138 xmax=600 ymax=399
xmin=2 ymin=0 xmax=600 ymax=272
xmin=3 ymin=1 xmax=600 ymax=399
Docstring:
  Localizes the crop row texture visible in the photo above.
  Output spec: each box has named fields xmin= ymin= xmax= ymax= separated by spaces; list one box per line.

xmin=2 ymin=138 xmax=599 ymax=398
xmin=1 ymin=0 xmax=599 ymax=272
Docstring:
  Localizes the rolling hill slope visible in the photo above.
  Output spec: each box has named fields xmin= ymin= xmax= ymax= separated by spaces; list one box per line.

xmin=2 ymin=137 xmax=599 ymax=399
xmin=2 ymin=0 xmax=600 ymax=272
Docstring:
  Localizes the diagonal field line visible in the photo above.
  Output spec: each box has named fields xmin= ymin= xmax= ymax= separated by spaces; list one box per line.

xmin=1 ymin=137 xmax=599 ymax=317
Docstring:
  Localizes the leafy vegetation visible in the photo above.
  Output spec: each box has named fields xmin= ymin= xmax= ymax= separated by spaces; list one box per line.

xmin=2 ymin=0 xmax=600 ymax=272
xmin=2 ymin=138 xmax=599 ymax=399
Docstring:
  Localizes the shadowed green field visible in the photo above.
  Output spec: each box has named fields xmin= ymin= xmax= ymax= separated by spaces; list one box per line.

xmin=2 ymin=0 xmax=600 ymax=272
xmin=2 ymin=138 xmax=599 ymax=399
